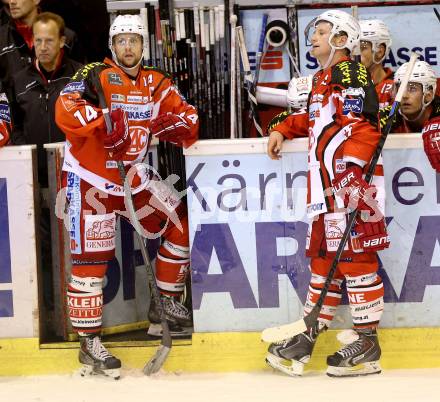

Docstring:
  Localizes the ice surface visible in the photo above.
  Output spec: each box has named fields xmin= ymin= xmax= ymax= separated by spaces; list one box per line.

xmin=0 ymin=368 xmax=439 ymax=402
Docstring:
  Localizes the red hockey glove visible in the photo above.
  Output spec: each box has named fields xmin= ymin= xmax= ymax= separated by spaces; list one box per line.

xmin=103 ymin=108 xmax=130 ymax=160
xmin=422 ymin=116 xmax=440 ymax=173
xmin=149 ymin=112 xmax=191 ymax=145
xmin=353 ymin=203 xmax=390 ymax=252
xmin=332 ymin=165 xmax=376 ymax=211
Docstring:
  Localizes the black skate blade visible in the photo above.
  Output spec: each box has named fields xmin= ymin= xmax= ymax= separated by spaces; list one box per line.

xmin=326 ymin=369 xmax=382 ymax=378
xmin=147 ymin=323 xmax=193 ymax=339
xmin=143 ymin=345 xmax=171 ymax=375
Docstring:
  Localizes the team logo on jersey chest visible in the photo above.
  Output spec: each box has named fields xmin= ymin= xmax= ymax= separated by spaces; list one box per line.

xmin=128 ymin=126 xmax=149 ymax=155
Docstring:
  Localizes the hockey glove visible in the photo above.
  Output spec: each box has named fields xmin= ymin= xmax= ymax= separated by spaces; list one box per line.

xmin=103 ymin=108 xmax=130 ymax=160
xmin=422 ymin=116 xmax=440 ymax=173
xmin=332 ymin=165 xmax=377 ymax=211
xmin=149 ymin=112 xmax=191 ymax=145
xmin=353 ymin=203 xmax=390 ymax=252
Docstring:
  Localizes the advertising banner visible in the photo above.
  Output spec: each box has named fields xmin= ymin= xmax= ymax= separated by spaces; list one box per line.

xmin=0 ymin=146 xmax=39 ymax=338
xmin=298 ymin=5 xmax=439 ymax=76
xmin=186 ymin=136 xmax=440 ymax=332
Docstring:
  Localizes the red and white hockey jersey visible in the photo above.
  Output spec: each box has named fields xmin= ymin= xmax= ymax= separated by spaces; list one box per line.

xmin=272 ymin=57 xmax=382 ymax=218
xmin=55 ymin=58 xmax=199 ymax=195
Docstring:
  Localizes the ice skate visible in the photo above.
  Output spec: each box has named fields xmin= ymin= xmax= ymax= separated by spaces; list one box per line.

xmin=266 ymin=323 xmax=322 ymax=377
xmin=147 ymin=294 xmax=193 ymax=338
xmin=326 ymin=328 xmax=382 ymax=377
xmin=78 ymin=335 xmax=121 ymax=380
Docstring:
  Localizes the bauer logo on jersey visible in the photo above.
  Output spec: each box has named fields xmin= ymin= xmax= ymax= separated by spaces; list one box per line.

xmin=343 ymin=98 xmax=364 ymax=115
xmin=111 ymin=102 xmax=153 ymax=120
xmin=342 ymin=87 xmax=365 ymax=98
xmin=84 ymin=214 xmax=116 ymax=252
xmin=108 ymin=72 xmax=123 ymax=86
xmin=61 ymin=81 xmax=85 ymax=95
xmin=0 ymin=104 xmax=10 ymax=123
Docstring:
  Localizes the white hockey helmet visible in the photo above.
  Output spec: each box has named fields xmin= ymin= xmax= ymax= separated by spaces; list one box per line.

xmin=306 ymin=10 xmax=361 ymax=55
xmin=287 ymin=75 xmax=313 ymax=109
xmin=395 ymin=61 xmax=437 ymax=96
xmin=109 ymin=14 xmax=147 ymax=65
xmin=359 ymin=19 xmax=392 ymax=63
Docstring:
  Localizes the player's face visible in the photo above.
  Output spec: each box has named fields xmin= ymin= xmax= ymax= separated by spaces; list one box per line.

xmin=33 ymin=20 xmax=65 ymax=70
xmin=9 ymin=0 xmax=38 ymax=20
xmin=310 ymin=21 xmax=333 ymax=62
xmin=400 ymin=82 xmax=425 ymax=117
xmin=360 ymin=40 xmax=374 ymax=69
xmin=113 ymin=33 xmax=143 ymax=68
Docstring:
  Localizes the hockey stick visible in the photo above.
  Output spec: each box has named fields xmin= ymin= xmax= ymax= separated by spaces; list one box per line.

xmin=94 ymin=83 xmax=172 ymax=375
xmin=261 ymin=52 xmax=419 ymax=343
xmin=230 ymin=13 xmax=237 ymax=138
xmin=434 ymin=7 xmax=440 ymax=23
xmin=237 ymin=25 xmax=264 ymax=137
xmin=253 ymin=13 xmax=268 ymax=90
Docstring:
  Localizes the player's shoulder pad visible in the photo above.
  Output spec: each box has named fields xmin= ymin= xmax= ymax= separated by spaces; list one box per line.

xmin=142 ymin=65 xmax=172 ymax=79
xmin=267 ymin=111 xmax=290 ymax=134
xmin=71 ymin=62 xmax=111 ymax=81
xmin=332 ymin=60 xmax=370 ymax=89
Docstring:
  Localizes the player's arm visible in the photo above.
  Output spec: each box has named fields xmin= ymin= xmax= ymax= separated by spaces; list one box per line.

xmin=266 ymin=109 xmax=309 ymax=160
xmin=149 ymin=74 xmax=199 ymax=148
xmin=422 ymin=116 xmax=440 ymax=172
xmin=55 ymin=63 xmax=109 ymax=139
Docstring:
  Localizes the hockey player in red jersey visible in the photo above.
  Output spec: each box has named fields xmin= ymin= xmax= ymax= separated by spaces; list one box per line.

xmin=384 ymin=61 xmax=440 ymax=172
xmin=265 ymin=10 xmax=387 ymax=378
xmin=359 ymin=19 xmax=394 ymax=108
xmin=386 ymin=61 xmax=439 ymax=134
xmin=55 ymin=14 xmax=198 ymax=378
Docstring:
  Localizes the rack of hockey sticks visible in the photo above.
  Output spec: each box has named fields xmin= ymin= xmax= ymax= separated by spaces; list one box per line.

xmin=107 ymin=1 xmax=302 ymax=141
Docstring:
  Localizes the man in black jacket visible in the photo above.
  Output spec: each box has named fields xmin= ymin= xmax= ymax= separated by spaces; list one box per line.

xmin=0 ymin=0 xmax=82 ymax=97
xmin=10 ymin=12 xmax=82 ymax=312
xmin=11 ymin=11 xmax=82 ymax=185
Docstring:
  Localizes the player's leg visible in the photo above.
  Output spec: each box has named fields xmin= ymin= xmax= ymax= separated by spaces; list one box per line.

xmin=64 ymin=172 xmax=121 ymax=378
xmin=326 ymin=254 xmax=383 ymax=377
xmin=134 ymin=187 xmax=192 ymax=337
xmin=266 ymin=215 xmax=343 ymax=376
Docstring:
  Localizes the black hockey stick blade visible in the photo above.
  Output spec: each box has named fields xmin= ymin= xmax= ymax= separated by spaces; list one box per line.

xmin=143 ymin=344 xmax=172 ymax=375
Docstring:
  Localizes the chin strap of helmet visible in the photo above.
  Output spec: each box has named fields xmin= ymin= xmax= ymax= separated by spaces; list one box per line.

xmin=399 ymin=95 xmax=433 ymax=122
